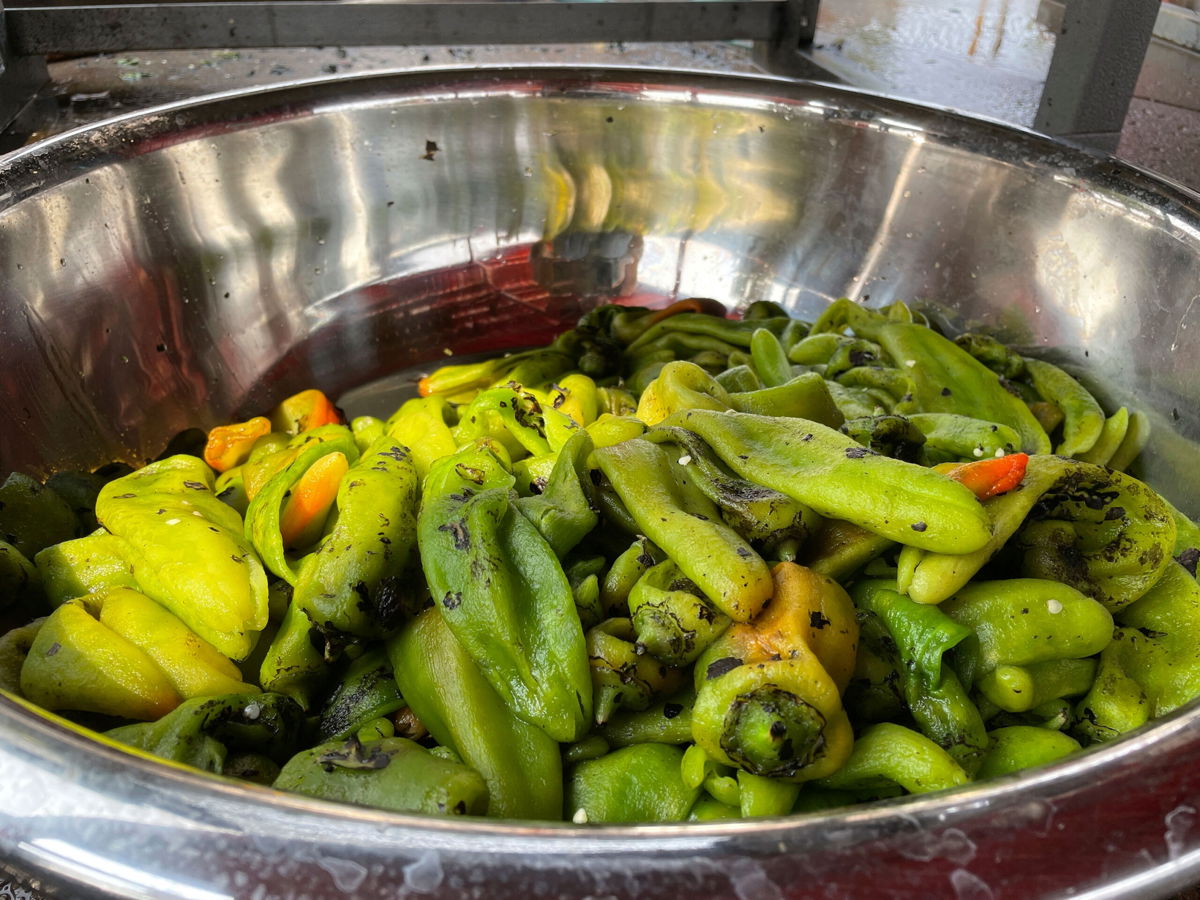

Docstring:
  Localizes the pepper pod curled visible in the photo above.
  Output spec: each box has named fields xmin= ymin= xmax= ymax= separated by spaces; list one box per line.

xmin=692 ymin=562 xmax=858 ymax=781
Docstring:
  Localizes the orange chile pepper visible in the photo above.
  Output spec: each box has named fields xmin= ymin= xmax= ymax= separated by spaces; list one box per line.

xmin=270 ymin=389 xmax=343 ymax=435
xmin=203 ymin=416 xmax=272 ymax=473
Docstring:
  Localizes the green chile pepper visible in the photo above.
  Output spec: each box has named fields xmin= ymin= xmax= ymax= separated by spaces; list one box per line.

xmin=1112 ymin=561 xmax=1200 ymax=715
xmin=645 ymin=425 xmax=819 ymax=554
xmin=596 ymin=690 xmax=695 ymax=747
xmin=274 ymin=735 xmax=489 ymax=816
xmin=0 ymin=472 xmax=78 ymax=559
xmin=1023 ymin=357 xmax=1104 ymax=457
xmin=291 ymin=436 xmax=420 ymax=638
xmin=19 ymin=594 xmax=179 ymax=720
xmin=659 ymin=409 xmax=992 ymax=554
xmin=975 ymin=658 xmax=1097 ymax=714
xmin=513 ymin=431 xmax=598 ymax=558
xmin=0 ymin=617 xmax=43 ymax=693
xmin=600 ymin=537 xmax=662 ymax=617
xmin=691 ymin=564 xmax=856 ymax=781
xmin=317 ymin=647 xmax=406 ymax=742
xmin=587 ymin=617 xmax=687 ymax=724
xmin=1076 ymin=407 xmax=1129 ymax=466
xmin=788 ymin=332 xmax=842 ymax=365
xmin=825 ymin=381 xmax=893 ymax=420
xmin=739 ymin=770 xmax=801 ymax=818
xmin=626 ymin=331 xmax=741 ymax=374
xmin=419 ymin=443 xmax=592 ymax=742
xmin=729 ymin=373 xmax=844 ymax=428
xmin=953 ymin=332 xmax=1027 ymax=380
xmin=107 ymin=692 xmax=305 ymax=773
xmin=389 ymin=606 xmax=563 ymax=820
xmin=624 ymin=312 xmax=784 ymax=356
xmin=1107 ymin=410 xmax=1150 ymax=473
xmin=1015 ymin=461 xmax=1176 ymax=612
xmin=385 ymin=396 xmax=459 ymax=478
xmin=905 ymin=413 xmax=1022 ymax=463
xmin=565 ymin=743 xmax=700 ymax=824
xmin=98 ymin=455 xmax=269 ymax=661
xmin=851 ymin=581 xmax=970 ymax=688
xmin=592 ymin=437 xmax=773 ymax=622
xmin=45 ymin=470 xmax=113 ymax=537
xmin=801 ymin=519 xmax=895 ymax=582
xmin=851 ymin=581 xmax=986 ymax=773
xmin=350 ymin=415 xmax=386 ymax=452
xmin=817 ymin=301 xmax=1050 ymax=454
xmin=563 ymin=735 xmax=610 ymax=765
xmin=814 ymin=722 xmax=969 ymax=795
xmin=33 ymin=532 xmax=138 ymax=609
xmin=842 ymin=611 xmax=907 ymax=724
xmin=1073 ymin=640 xmax=1150 ymax=743
xmin=975 ymin=725 xmax=1082 ymax=779
xmin=258 ymin=601 xmax=332 ymax=710
xmin=939 ymin=579 xmax=1113 ymax=687
xmin=214 ymin=466 xmax=249 ymax=516
xmin=715 ymin=365 xmax=762 ymax=393
xmin=565 ymin=556 xmax=607 ymax=630
xmin=0 ymin=541 xmax=40 ymax=610
xmin=628 ymin=560 xmax=732 ymax=667
xmin=688 ymin=797 xmax=741 ymax=821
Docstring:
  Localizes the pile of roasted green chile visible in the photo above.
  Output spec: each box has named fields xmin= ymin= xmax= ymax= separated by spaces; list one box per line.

xmin=2 ymin=297 xmax=1199 ymax=823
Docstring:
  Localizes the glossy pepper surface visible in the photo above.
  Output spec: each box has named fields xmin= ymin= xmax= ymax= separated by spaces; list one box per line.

xmin=389 ymin=606 xmax=563 ymax=820
xmin=418 ymin=442 xmax=592 ymax=742
xmin=692 ymin=563 xmax=857 ymax=781
xmin=97 ymin=456 xmax=269 ymax=661
xmin=659 ymin=409 xmax=992 ymax=554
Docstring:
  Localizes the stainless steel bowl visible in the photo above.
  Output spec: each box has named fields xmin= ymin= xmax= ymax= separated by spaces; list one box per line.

xmin=2 ymin=66 xmax=1200 ymax=899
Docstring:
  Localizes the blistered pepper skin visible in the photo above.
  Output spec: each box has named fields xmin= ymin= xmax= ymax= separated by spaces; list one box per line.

xmin=593 ymin=438 xmax=773 ymax=623
xmin=274 ymin=735 xmax=489 ymax=816
xmin=691 ymin=563 xmax=857 ymax=782
xmin=418 ymin=444 xmax=593 ymax=743
xmin=660 ymin=409 xmax=992 ymax=554
xmin=291 ymin=437 xmax=420 ymax=638
xmin=97 ymin=456 xmax=269 ymax=661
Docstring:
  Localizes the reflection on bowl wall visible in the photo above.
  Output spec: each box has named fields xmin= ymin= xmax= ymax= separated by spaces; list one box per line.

xmin=2 ymin=67 xmax=1200 ymax=899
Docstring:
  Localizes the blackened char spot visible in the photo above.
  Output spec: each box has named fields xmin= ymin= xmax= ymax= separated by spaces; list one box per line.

xmin=443 ymin=591 xmax=463 ymax=610
xmin=183 ymin=480 xmax=207 ymax=490
xmin=663 ymin=703 xmax=684 ymax=719
xmin=1178 ymin=547 xmax=1200 ymax=578
xmin=1104 ymin=506 xmax=1127 ymax=521
xmin=809 ymin=611 xmax=831 ymax=629
xmin=352 ymin=580 xmax=371 ymax=612
xmin=911 ymin=521 xmax=928 ymax=532
xmin=845 ymin=447 xmax=869 ymax=459
xmin=706 ymin=656 xmax=743 ymax=680
xmin=438 ymin=520 xmax=471 ymax=551
xmin=371 ymin=576 xmax=411 ymax=630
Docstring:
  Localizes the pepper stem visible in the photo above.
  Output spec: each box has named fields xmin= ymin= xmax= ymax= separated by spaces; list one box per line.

xmin=720 ymin=685 xmax=826 ymax=778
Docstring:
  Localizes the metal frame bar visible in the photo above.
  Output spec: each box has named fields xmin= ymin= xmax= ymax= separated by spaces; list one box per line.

xmin=0 ymin=0 xmax=1168 ymax=154
xmin=6 ymin=0 xmax=785 ymax=53
xmin=0 ymin=0 xmax=48 ymax=142
xmin=1034 ymin=0 xmax=1160 ymax=151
